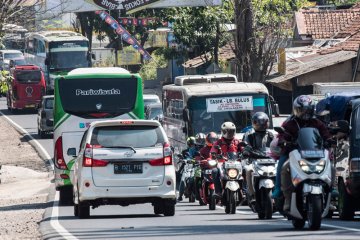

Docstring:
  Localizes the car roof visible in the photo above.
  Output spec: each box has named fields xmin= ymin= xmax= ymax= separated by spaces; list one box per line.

xmin=146 ymin=103 xmax=162 ymax=108
xmin=90 ymin=119 xmax=161 ymax=128
xmin=143 ymin=94 xmax=160 ymax=100
xmin=68 ymin=67 xmax=130 ymax=75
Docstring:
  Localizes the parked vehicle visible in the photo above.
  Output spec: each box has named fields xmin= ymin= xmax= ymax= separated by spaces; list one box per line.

xmin=37 ymin=95 xmax=54 ymax=138
xmin=6 ymin=65 xmax=46 ymax=112
xmin=71 ymin=120 xmax=176 ymax=219
xmin=0 ymin=49 xmax=24 ymax=70
xmin=316 ymin=92 xmax=360 ymax=220
xmin=274 ymin=127 xmax=332 ymax=230
xmin=244 ymin=146 xmax=276 ymax=219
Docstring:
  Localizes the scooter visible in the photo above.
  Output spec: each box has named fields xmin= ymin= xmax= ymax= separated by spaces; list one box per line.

xmin=274 ymin=127 xmax=332 ymax=230
xmin=178 ymin=156 xmax=197 ymax=202
xmin=211 ymin=146 xmax=244 ymax=214
xmin=198 ymin=158 xmax=218 ymax=208
xmin=244 ymin=146 xmax=276 ymax=219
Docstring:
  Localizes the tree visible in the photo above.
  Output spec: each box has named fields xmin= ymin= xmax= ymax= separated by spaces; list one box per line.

xmin=231 ymin=0 xmax=307 ymax=82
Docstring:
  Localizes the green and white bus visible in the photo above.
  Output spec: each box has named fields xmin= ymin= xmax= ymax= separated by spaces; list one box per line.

xmin=53 ymin=67 xmax=144 ymax=203
xmin=24 ymin=31 xmax=92 ymax=93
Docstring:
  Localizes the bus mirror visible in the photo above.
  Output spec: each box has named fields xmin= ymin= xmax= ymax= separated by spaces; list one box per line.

xmin=45 ymin=57 xmax=49 ymax=66
xmin=182 ymin=126 xmax=187 ymax=133
xmin=91 ymin=53 xmax=96 ymax=60
xmin=183 ymin=108 xmax=190 ymax=122
xmin=273 ymin=103 xmax=280 ymax=117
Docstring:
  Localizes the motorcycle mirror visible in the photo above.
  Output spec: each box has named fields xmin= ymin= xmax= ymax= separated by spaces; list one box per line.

xmin=274 ymin=126 xmax=285 ymax=134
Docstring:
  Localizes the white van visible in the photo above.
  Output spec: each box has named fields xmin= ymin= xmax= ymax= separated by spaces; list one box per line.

xmin=0 ymin=50 xmax=24 ymax=70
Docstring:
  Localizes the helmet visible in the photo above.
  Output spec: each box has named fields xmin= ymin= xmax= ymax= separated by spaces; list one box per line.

xmin=205 ymin=132 xmax=218 ymax=147
xmin=195 ymin=133 xmax=206 ymax=146
xmin=221 ymin=122 xmax=236 ymax=140
xmin=251 ymin=112 xmax=269 ymax=132
xmin=293 ymin=95 xmax=315 ymax=121
xmin=187 ymin=136 xmax=196 ymax=147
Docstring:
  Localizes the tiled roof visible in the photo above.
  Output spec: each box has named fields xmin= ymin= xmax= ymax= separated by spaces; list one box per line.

xmin=296 ymin=8 xmax=360 ymax=39
xmin=183 ymin=43 xmax=235 ymax=68
xmin=320 ymin=13 xmax=360 ymax=54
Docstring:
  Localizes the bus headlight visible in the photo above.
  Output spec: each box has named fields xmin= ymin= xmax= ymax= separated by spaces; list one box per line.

xmin=227 ymin=169 xmax=238 ymax=179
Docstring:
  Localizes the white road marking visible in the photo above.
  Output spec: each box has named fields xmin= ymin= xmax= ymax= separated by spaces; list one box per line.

xmin=321 ymin=224 xmax=360 ymax=233
xmin=0 ymin=111 xmax=78 ymax=239
xmin=50 ymin=191 xmax=78 ymax=239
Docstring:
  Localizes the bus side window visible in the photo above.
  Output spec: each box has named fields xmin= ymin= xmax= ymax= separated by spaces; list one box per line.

xmin=37 ymin=41 xmax=45 ymax=55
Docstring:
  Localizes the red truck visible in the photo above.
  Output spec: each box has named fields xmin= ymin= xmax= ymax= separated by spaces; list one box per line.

xmin=6 ymin=65 xmax=46 ymax=112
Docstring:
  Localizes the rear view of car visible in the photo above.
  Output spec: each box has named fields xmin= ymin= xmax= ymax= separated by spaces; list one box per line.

xmin=72 ymin=120 xmax=176 ymax=218
xmin=37 ymin=95 xmax=54 ymax=138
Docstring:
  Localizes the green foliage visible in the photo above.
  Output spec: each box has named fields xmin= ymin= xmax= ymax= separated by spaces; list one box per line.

xmin=0 ymin=71 xmax=11 ymax=95
xmin=139 ymin=49 xmax=168 ymax=81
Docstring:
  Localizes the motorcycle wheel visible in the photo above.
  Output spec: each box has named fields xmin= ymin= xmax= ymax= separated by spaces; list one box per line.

xmin=338 ymin=179 xmax=354 ymax=220
xmin=307 ymin=194 xmax=322 ymax=230
xmin=292 ymin=219 xmax=305 ymax=229
xmin=258 ymin=188 xmax=273 ymax=219
xmin=229 ymin=191 xmax=236 ymax=214
xmin=209 ymin=189 xmax=216 ymax=210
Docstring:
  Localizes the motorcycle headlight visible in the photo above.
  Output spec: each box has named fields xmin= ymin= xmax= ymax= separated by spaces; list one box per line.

xmin=227 ymin=169 xmax=238 ymax=178
xmin=299 ymin=160 xmax=326 ymax=174
xmin=208 ymin=160 xmax=217 ymax=167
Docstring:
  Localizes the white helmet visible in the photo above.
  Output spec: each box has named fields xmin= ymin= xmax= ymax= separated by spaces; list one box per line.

xmin=221 ymin=122 xmax=236 ymax=140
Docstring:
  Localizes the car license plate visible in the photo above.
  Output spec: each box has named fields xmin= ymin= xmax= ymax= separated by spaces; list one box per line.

xmin=114 ymin=163 xmax=143 ymax=174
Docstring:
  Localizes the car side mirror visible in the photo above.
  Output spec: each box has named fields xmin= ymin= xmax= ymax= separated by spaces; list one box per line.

xmin=183 ymin=108 xmax=190 ymax=122
xmin=67 ymin=148 xmax=77 ymax=157
xmin=91 ymin=53 xmax=96 ymax=60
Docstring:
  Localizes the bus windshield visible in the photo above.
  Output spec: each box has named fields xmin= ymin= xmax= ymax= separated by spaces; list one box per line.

xmin=15 ymin=70 xmax=41 ymax=83
xmin=58 ymin=77 xmax=137 ymax=119
xmin=187 ymin=94 xmax=269 ymax=134
xmin=49 ymin=41 xmax=89 ymax=70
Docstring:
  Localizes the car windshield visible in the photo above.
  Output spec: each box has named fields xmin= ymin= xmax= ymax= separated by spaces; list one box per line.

xmin=45 ymin=98 xmax=54 ymax=109
xmin=49 ymin=41 xmax=89 ymax=70
xmin=149 ymin=108 xmax=163 ymax=119
xmin=4 ymin=52 xmax=23 ymax=59
xmin=187 ymin=94 xmax=268 ymax=134
xmin=58 ymin=77 xmax=137 ymax=119
xmin=15 ymin=70 xmax=41 ymax=83
xmin=91 ymin=125 xmax=164 ymax=148
xmin=13 ymin=59 xmax=26 ymax=65
xmin=144 ymin=98 xmax=160 ymax=105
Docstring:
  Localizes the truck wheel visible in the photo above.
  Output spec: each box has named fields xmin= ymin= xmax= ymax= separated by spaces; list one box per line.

xmin=59 ymin=186 xmax=74 ymax=206
xmin=338 ymin=179 xmax=354 ymax=220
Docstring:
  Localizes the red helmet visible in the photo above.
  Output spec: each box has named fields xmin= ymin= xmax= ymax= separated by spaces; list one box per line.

xmin=205 ymin=132 xmax=218 ymax=147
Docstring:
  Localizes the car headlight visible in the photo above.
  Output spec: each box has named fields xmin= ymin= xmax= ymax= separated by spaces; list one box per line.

xmin=299 ymin=160 xmax=326 ymax=174
xmin=208 ymin=160 xmax=217 ymax=167
xmin=227 ymin=169 xmax=238 ymax=178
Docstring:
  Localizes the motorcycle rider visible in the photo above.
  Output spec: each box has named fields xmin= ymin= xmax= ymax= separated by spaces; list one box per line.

xmin=243 ymin=112 xmax=274 ymax=206
xmin=200 ymin=132 xmax=219 ymax=159
xmin=211 ymin=122 xmax=243 ymax=197
xmin=272 ymin=95 xmax=334 ymax=211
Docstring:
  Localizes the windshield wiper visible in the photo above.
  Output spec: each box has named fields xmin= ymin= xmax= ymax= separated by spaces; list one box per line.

xmin=105 ymin=146 xmax=136 ymax=153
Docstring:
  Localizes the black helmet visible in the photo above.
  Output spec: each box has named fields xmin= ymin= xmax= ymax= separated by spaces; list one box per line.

xmin=186 ymin=136 xmax=196 ymax=147
xmin=293 ymin=95 xmax=315 ymax=121
xmin=195 ymin=133 xmax=206 ymax=146
xmin=251 ymin=112 xmax=269 ymax=132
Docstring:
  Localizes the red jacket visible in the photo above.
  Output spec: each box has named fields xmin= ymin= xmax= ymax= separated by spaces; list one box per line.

xmin=210 ymin=137 xmax=243 ymax=156
xmin=199 ymin=146 xmax=212 ymax=159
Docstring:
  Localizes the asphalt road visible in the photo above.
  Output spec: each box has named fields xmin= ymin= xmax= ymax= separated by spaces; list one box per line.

xmin=0 ymin=97 xmax=359 ymax=240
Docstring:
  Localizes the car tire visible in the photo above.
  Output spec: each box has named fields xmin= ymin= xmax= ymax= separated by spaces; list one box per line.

xmin=338 ymin=179 xmax=354 ymax=220
xmin=163 ymin=201 xmax=175 ymax=216
xmin=78 ymin=201 xmax=90 ymax=219
xmin=74 ymin=204 xmax=79 ymax=217
xmin=59 ymin=186 xmax=74 ymax=206
xmin=38 ymin=128 xmax=46 ymax=139
xmin=153 ymin=204 xmax=164 ymax=215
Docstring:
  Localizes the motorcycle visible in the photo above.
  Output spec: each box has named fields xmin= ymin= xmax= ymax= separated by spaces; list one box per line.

xmin=211 ymin=146 xmax=244 ymax=214
xmin=178 ymin=156 xmax=197 ymax=202
xmin=198 ymin=158 xmax=218 ymax=208
xmin=244 ymin=146 xmax=276 ymax=219
xmin=274 ymin=127 xmax=332 ymax=230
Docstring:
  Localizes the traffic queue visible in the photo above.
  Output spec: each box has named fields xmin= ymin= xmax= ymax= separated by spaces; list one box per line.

xmin=175 ymin=94 xmax=352 ymax=231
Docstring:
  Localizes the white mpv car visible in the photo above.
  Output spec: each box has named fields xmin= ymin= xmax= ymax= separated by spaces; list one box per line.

xmin=71 ymin=120 xmax=176 ymax=218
